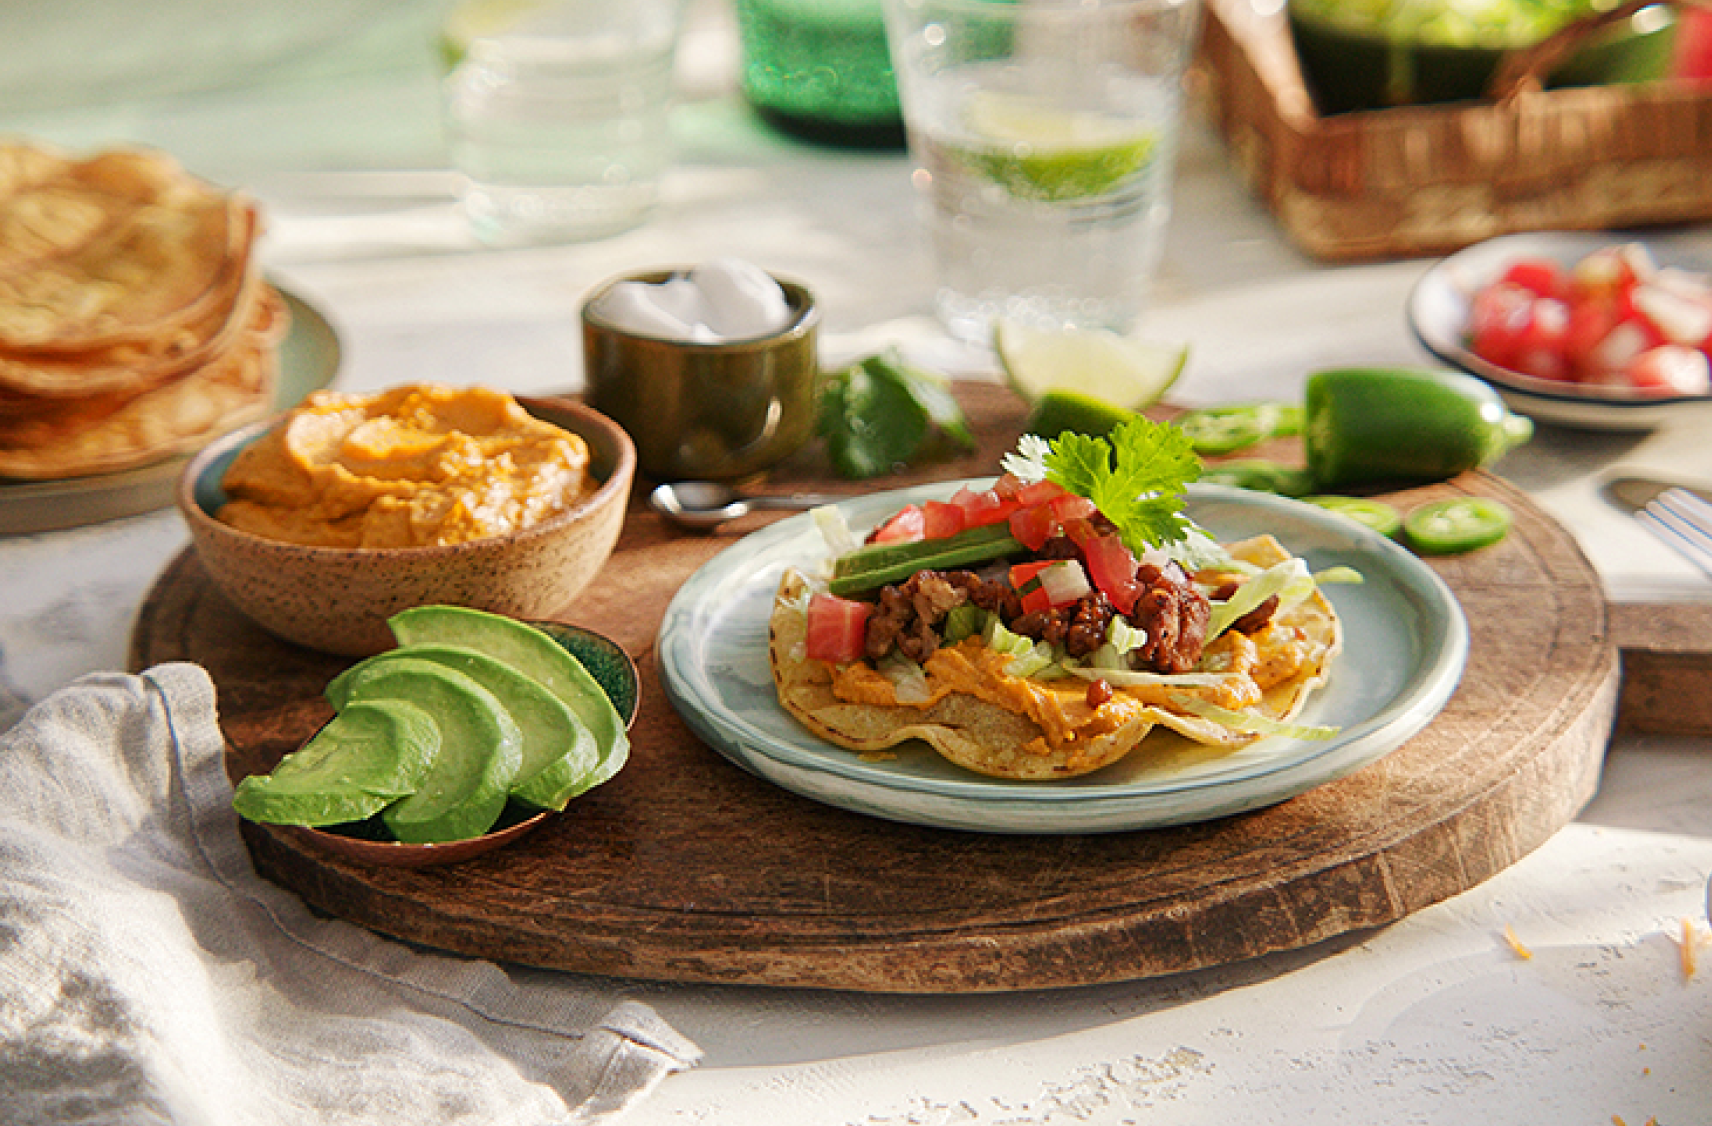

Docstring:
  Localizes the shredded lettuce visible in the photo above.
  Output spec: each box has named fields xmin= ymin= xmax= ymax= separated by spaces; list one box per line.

xmin=1006 ymin=641 xmax=1068 ymax=680
xmin=812 ymin=504 xmax=858 ymax=559
xmin=1206 ymin=557 xmax=1318 ymax=640
xmin=943 ymin=603 xmax=987 ymax=644
xmin=1167 ymin=693 xmax=1339 ymax=740
xmin=1068 ymin=668 xmax=1236 ymax=690
xmin=877 ymin=651 xmax=932 ymax=704
xmin=982 ymin=614 xmax=1035 ymax=658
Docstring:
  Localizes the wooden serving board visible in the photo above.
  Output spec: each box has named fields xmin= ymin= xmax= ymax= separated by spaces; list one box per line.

xmin=132 ymin=383 xmax=1664 ymax=993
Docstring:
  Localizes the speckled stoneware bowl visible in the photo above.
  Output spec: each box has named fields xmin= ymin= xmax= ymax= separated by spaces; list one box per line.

xmin=177 ymin=396 xmax=636 ymax=656
xmin=581 ymin=267 xmax=820 ymax=482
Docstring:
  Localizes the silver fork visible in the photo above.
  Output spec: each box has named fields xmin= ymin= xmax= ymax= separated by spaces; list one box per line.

xmin=1607 ymin=476 xmax=1712 ymax=576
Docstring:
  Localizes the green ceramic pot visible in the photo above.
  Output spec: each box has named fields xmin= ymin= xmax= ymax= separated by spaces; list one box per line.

xmin=581 ymin=269 xmax=821 ymax=483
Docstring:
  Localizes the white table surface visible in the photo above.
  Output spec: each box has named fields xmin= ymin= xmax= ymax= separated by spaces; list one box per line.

xmin=3 ymin=2 xmax=1710 ymax=1122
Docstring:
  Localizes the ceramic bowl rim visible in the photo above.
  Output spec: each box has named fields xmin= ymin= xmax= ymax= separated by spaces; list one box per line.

xmin=579 ymin=266 xmax=820 ymax=351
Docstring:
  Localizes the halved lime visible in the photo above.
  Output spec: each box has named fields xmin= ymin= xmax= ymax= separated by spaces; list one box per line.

xmin=1026 ymin=390 xmax=1138 ymax=440
xmin=958 ymin=91 xmax=1156 ymax=203
xmin=996 ymin=320 xmax=1188 ymax=411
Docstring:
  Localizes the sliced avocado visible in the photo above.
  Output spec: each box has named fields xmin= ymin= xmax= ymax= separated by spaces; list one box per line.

xmin=388 ymin=606 xmax=629 ymax=793
xmin=327 ymin=656 xmax=523 ymax=844
xmin=828 ymin=522 xmax=1023 ymax=596
xmin=231 ymin=699 xmax=441 ymax=828
xmin=394 ymin=643 xmax=599 ymax=812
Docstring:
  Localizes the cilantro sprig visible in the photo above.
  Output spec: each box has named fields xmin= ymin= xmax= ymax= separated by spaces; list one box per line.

xmin=818 ymin=350 xmax=976 ymax=479
xmin=1002 ymin=417 xmax=1202 ymax=555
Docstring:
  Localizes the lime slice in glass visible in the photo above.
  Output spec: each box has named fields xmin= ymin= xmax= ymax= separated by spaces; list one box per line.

xmin=438 ymin=0 xmax=550 ymax=69
xmin=996 ymin=320 xmax=1188 ymax=410
xmin=957 ymin=91 xmax=1156 ymax=203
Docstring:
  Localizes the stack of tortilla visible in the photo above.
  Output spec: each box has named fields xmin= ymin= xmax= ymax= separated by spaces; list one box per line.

xmin=0 ymin=141 xmax=289 ymax=480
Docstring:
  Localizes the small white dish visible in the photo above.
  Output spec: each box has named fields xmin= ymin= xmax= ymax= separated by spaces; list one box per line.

xmin=657 ymin=481 xmax=1469 ymax=835
xmin=1408 ymin=231 xmax=1712 ymax=432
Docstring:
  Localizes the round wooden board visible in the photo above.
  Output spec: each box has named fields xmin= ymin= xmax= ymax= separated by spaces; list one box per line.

xmin=129 ymin=384 xmax=1617 ymax=993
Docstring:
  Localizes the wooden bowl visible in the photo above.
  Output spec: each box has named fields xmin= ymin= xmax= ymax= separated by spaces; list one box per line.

xmin=274 ymin=621 xmax=640 ymax=868
xmin=178 ymin=396 xmax=635 ymax=656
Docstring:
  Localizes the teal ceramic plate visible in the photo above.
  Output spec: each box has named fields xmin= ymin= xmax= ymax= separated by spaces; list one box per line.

xmin=658 ymin=482 xmax=1469 ymax=835
xmin=0 ymin=286 xmax=340 ymax=536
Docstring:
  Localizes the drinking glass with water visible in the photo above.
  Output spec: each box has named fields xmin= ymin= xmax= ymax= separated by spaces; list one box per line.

xmin=882 ymin=0 xmax=1202 ymax=343
xmin=439 ymin=0 xmax=687 ymax=246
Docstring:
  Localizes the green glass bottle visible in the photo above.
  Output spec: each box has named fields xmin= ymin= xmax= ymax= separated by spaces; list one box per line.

xmin=734 ymin=0 xmax=904 ymax=148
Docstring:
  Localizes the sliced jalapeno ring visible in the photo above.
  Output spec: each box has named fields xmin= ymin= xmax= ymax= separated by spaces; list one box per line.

xmin=1176 ymin=402 xmax=1298 ymax=456
xmin=1199 ymin=458 xmax=1313 ymax=497
xmin=1403 ymin=497 xmax=1513 ymax=555
xmin=1301 ymin=495 xmax=1403 ymax=538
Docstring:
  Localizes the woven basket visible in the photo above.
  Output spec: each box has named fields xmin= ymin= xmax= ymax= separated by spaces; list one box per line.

xmin=1199 ymin=0 xmax=1712 ymax=261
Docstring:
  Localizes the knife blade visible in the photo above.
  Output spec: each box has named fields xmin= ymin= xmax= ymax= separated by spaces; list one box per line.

xmin=1604 ymin=475 xmax=1712 ymax=514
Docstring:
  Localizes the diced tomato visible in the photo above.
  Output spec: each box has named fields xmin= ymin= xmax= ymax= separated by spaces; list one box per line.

xmin=870 ymin=504 xmax=925 ymax=544
xmin=992 ymin=473 xmax=1026 ymax=498
xmin=1014 ymin=479 xmax=1067 ymax=506
xmin=1623 ymin=345 xmax=1712 ymax=396
xmin=804 ymin=593 xmax=872 ymax=664
xmin=1009 ymin=560 xmax=1057 ymax=613
xmin=1468 ymin=243 xmax=1712 ymax=391
xmin=1500 ymin=258 xmax=1565 ymax=300
xmin=1008 ymin=503 xmax=1059 ymax=551
xmin=1050 ymin=493 xmax=1098 ymax=522
xmin=1677 ymin=7 xmax=1712 ymax=87
xmin=1468 ymin=281 xmax=1535 ymax=369
xmin=951 ymin=486 xmax=1020 ymax=527
xmin=1060 ymin=516 xmax=1101 ymax=545
xmin=921 ymin=499 xmax=965 ymax=540
xmin=1564 ymin=299 xmax=1621 ymax=381
xmin=1585 ymin=318 xmax=1656 ymax=384
xmin=1569 ymin=245 xmax=1647 ymax=303
xmin=1081 ymin=533 xmax=1142 ymax=614
xmin=1510 ymin=296 xmax=1570 ymax=381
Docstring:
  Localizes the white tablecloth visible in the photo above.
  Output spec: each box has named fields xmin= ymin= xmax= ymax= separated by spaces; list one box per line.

xmin=2 ymin=2 xmax=1709 ymax=1122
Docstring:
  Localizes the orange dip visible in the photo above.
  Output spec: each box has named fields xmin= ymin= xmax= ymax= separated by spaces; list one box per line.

xmin=216 ymin=384 xmax=594 ymax=548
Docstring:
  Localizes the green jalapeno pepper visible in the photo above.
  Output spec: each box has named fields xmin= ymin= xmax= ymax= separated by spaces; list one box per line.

xmin=1403 ymin=497 xmax=1513 ymax=554
xmin=1198 ymin=458 xmax=1313 ymax=497
xmin=1175 ymin=402 xmax=1302 ymax=456
xmin=1304 ymin=368 xmax=1533 ymax=490
xmin=1301 ymin=495 xmax=1403 ymax=538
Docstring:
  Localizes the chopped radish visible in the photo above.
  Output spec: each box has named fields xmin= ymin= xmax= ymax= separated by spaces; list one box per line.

xmin=1625 ymin=345 xmax=1712 ymax=396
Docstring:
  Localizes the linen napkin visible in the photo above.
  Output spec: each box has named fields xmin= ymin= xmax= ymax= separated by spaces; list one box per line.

xmin=0 ymin=663 xmax=699 ymax=1125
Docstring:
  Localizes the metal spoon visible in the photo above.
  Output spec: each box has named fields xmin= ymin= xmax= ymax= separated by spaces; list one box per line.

xmin=649 ymin=481 xmax=845 ymax=530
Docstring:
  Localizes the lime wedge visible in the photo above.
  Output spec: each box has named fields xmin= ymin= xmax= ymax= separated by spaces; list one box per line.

xmin=437 ymin=0 xmax=550 ymax=69
xmin=958 ymin=91 xmax=1156 ymax=202
xmin=1025 ymin=391 xmax=1139 ymax=440
xmin=996 ymin=320 xmax=1188 ymax=410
